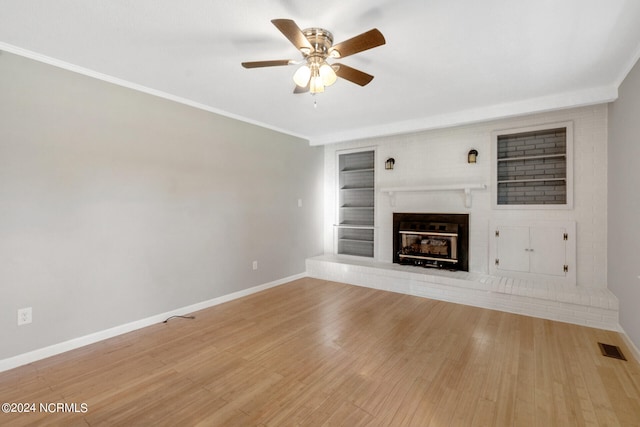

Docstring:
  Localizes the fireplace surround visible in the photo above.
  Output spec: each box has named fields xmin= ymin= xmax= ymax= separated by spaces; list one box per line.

xmin=393 ymin=213 xmax=469 ymax=271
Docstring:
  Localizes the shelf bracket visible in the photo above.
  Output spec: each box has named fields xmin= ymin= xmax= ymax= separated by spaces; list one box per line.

xmin=464 ymin=188 xmax=472 ymax=208
xmin=387 ymin=191 xmax=396 ymax=207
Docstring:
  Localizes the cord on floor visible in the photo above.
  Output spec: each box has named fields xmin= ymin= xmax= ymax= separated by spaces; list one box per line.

xmin=163 ymin=315 xmax=196 ymax=323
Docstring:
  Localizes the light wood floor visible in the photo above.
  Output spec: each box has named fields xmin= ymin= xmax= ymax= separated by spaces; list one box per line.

xmin=1 ymin=278 xmax=639 ymax=426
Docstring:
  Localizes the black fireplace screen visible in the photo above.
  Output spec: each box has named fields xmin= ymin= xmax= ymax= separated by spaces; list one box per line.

xmin=393 ymin=213 xmax=469 ymax=271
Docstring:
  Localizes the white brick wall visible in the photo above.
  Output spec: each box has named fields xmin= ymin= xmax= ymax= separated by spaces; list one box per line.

xmin=322 ymin=105 xmax=608 ymax=289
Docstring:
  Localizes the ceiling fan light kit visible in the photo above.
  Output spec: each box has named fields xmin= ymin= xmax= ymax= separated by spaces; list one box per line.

xmin=242 ymin=19 xmax=385 ymax=95
xmin=292 ymin=56 xmax=338 ymax=93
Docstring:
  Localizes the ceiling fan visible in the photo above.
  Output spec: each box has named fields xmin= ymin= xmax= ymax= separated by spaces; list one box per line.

xmin=241 ymin=19 xmax=386 ymax=94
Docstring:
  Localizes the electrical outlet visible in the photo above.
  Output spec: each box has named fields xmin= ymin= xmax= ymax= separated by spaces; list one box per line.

xmin=297 ymin=198 xmax=303 ymax=208
xmin=18 ymin=307 xmax=32 ymax=326
xmin=252 ymin=261 xmax=258 ymax=270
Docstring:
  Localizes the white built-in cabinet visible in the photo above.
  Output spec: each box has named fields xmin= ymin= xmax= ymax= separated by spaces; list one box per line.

xmin=489 ymin=220 xmax=576 ymax=285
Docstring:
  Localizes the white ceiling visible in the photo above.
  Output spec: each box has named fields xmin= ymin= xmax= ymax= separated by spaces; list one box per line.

xmin=1 ymin=0 xmax=639 ymax=145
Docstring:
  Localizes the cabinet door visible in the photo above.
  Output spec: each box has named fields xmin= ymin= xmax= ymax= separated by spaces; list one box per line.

xmin=496 ymin=226 xmax=530 ymax=273
xmin=530 ymin=226 xmax=566 ymax=276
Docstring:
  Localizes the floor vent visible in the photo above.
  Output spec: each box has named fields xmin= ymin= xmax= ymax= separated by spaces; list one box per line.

xmin=598 ymin=342 xmax=626 ymax=361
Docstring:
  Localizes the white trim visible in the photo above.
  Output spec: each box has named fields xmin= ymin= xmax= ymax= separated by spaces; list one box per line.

xmin=615 ymin=40 xmax=640 ymax=88
xmin=308 ymin=87 xmax=617 ymax=146
xmin=1 ymin=43 xmax=620 ymax=149
xmin=619 ymin=327 xmax=640 ymax=364
xmin=0 ymin=43 xmax=309 ymax=143
xmin=0 ymin=273 xmax=306 ymax=373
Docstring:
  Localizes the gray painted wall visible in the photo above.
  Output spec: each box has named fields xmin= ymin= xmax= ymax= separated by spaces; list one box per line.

xmin=0 ymin=52 xmax=324 ymax=360
xmin=608 ymin=57 xmax=640 ymax=351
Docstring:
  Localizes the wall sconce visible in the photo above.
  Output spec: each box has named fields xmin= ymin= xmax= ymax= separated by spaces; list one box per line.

xmin=385 ymin=158 xmax=395 ymax=170
xmin=468 ymin=149 xmax=478 ymax=164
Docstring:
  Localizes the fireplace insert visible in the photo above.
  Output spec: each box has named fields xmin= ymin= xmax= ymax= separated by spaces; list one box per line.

xmin=393 ymin=213 xmax=469 ymax=271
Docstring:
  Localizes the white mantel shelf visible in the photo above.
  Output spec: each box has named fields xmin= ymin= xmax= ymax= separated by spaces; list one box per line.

xmin=380 ymin=183 xmax=487 ymax=208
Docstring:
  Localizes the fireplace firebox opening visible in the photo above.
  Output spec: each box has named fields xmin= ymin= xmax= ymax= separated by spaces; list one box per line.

xmin=393 ymin=213 xmax=469 ymax=271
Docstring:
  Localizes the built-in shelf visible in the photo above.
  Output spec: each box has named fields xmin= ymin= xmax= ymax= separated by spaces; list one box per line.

xmin=340 ymin=208 xmax=374 ymax=212
xmin=340 ymin=168 xmax=374 ymax=173
xmin=340 ymin=186 xmax=375 ymax=190
xmin=380 ymin=183 xmax=487 ymax=208
xmin=493 ymin=123 xmax=572 ymax=208
xmin=497 ymin=178 xmax=566 ymax=184
xmin=337 ymin=149 xmax=375 ymax=258
xmin=338 ymin=221 xmax=375 ymax=226
xmin=339 ymin=238 xmax=374 ymax=243
xmin=497 ymin=153 xmax=566 ymax=162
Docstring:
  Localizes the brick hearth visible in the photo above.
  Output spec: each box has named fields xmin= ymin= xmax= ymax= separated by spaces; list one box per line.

xmin=306 ymin=254 xmax=619 ymax=331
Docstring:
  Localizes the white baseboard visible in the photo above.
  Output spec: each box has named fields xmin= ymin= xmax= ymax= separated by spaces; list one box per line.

xmin=619 ymin=327 xmax=640 ymax=364
xmin=0 ymin=273 xmax=307 ymax=373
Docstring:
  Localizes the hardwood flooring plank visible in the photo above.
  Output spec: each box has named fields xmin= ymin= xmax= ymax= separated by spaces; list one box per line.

xmin=321 ymin=401 xmax=374 ymax=426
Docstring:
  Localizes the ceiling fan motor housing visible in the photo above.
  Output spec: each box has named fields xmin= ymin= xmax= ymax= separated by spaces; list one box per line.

xmin=302 ymin=28 xmax=333 ymax=57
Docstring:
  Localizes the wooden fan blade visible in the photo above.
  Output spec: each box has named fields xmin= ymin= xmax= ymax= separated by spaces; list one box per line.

xmin=241 ymin=60 xmax=293 ymax=68
xmin=330 ymin=29 xmax=385 ymax=59
xmin=334 ymin=63 xmax=374 ymax=86
xmin=271 ymin=19 xmax=313 ymax=52
xmin=294 ymin=84 xmax=309 ymax=94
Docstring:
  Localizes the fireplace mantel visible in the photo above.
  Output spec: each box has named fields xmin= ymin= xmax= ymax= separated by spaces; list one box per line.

xmin=380 ymin=183 xmax=487 ymax=207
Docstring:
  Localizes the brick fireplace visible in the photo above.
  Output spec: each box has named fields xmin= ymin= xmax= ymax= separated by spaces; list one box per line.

xmin=312 ymin=105 xmax=616 ymax=333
